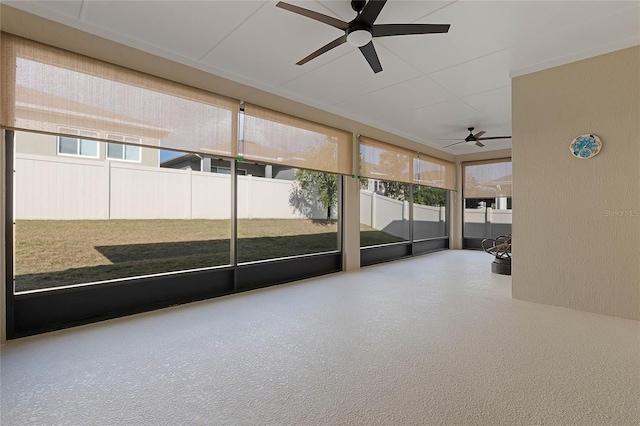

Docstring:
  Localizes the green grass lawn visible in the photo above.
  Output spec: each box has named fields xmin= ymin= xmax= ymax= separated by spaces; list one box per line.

xmin=15 ymin=219 xmax=402 ymax=291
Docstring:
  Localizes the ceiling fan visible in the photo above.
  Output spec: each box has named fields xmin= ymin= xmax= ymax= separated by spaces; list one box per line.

xmin=276 ymin=0 xmax=450 ymax=73
xmin=440 ymin=127 xmax=512 ymax=148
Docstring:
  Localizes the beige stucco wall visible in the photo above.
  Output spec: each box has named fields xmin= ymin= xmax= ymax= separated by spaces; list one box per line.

xmin=15 ymin=131 xmax=159 ymax=167
xmin=16 ymin=131 xmax=57 ymax=156
xmin=455 ymin=149 xmax=512 ymax=166
xmin=0 ymin=130 xmax=6 ymax=343
xmin=342 ymin=133 xmax=362 ymax=271
xmin=512 ymin=46 xmax=640 ymax=320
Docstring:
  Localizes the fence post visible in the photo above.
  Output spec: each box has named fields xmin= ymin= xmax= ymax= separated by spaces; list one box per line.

xmin=104 ymin=161 xmax=111 ymax=220
xmin=187 ymin=167 xmax=193 ymax=219
xmin=246 ymin=174 xmax=252 ymax=219
xmin=404 ymin=199 xmax=411 ymax=241
xmin=371 ymin=192 xmax=377 ymax=229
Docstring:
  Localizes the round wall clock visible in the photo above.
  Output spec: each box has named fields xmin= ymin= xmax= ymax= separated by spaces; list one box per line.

xmin=570 ymin=134 xmax=602 ymax=159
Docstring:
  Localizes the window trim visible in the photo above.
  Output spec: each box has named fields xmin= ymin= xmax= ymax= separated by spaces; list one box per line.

xmin=213 ymin=166 xmax=246 ymax=175
xmin=106 ymin=134 xmax=142 ymax=163
xmin=56 ymin=135 xmax=100 ymax=159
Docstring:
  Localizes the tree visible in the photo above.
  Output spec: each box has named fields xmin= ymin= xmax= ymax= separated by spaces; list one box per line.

xmin=378 ymin=180 xmax=408 ymax=201
xmin=465 ymin=198 xmax=480 ymax=209
xmin=375 ymin=181 xmax=446 ymax=206
xmin=413 ymin=186 xmax=446 ymax=206
xmin=291 ymin=169 xmax=337 ymax=220
xmin=290 ymin=171 xmax=369 ymax=221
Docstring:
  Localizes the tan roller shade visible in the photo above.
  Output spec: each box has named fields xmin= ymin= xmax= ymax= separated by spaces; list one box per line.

xmin=1 ymin=33 xmax=239 ymax=157
xmin=242 ymin=104 xmax=352 ymax=175
xmin=359 ymin=136 xmax=414 ymax=184
xmin=463 ymin=158 xmax=512 ymax=198
xmin=359 ymin=137 xmax=454 ymax=188
xmin=414 ymin=153 xmax=455 ymax=190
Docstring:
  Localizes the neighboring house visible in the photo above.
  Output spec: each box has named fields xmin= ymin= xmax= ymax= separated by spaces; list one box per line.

xmin=479 ymin=173 xmax=512 ymax=199
xmin=14 ymin=87 xmax=169 ymax=167
xmin=160 ymin=152 xmax=295 ymax=180
xmin=16 ymin=129 xmax=161 ymax=168
xmin=466 ymin=172 xmax=512 ymax=210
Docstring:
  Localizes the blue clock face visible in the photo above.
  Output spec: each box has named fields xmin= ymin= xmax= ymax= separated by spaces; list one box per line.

xmin=570 ymin=134 xmax=602 ymax=159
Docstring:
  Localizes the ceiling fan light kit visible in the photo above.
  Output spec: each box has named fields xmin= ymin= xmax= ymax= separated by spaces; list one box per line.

xmin=346 ymin=29 xmax=372 ymax=47
xmin=276 ymin=0 xmax=450 ymax=73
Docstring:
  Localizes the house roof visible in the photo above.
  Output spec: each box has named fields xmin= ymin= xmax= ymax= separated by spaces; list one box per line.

xmin=160 ymin=153 xmax=199 ymax=168
xmin=14 ymin=86 xmax=171 ymax=140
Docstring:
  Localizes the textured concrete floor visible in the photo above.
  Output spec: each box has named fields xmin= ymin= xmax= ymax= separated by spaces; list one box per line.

xmin=1 ymin=250 xmax=639 ymax=425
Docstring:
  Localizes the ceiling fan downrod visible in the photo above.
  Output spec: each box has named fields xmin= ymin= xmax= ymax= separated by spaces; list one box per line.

xmin=351 ymin=0 xmax=367 ymax=15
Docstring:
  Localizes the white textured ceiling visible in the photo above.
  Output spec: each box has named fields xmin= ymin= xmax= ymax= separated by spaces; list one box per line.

xmin=5 ymin=0 xmax=640 ymax=155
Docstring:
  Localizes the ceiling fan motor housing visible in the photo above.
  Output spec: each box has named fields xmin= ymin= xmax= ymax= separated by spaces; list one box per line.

xmin=465 ymin=127 xmax=476 ymax=142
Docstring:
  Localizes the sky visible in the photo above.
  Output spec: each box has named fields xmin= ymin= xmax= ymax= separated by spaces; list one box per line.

xmin=160 ymin=150 xmax=182 ymax=163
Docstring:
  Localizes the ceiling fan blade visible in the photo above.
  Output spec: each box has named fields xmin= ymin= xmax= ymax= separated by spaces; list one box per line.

xmin=372 ymin=23 xmax=450 ymax=37
xmin=442 ymin=141 xmax=465 ymax=148
xmin=357 ymin=0 xmax=387 ymax=26
xmin=473 ymin=130 xmax=486 ymax=138
xmin=296 ymin=35 xmax=347 ymax=65
xmin=359 ymin=41 xmax=382 ymax=73
xmin=477 ymin=136 xmax=512 ymax=140
xmin=475 ymin=141 xmax=485 ymax=147
xmin=437 ymin=139 xmax=467 ymax=141
xmin=276 ymin=2 xmax=348 ymax=30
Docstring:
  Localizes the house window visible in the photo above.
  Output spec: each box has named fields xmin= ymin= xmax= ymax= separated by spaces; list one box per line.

xmin=107 ymin=134 xmax=141 ymax=162
xmin=57 ymin=127 xmax=99 ymax=158
xmin=213 ymin=166 xmax=246 ymax=175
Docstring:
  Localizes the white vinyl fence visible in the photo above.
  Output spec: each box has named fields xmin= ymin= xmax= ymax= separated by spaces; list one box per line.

xmin=464 ymin=208 xmax=512 ymax=238
xmin=16 ymin=154 xmax=458 ymax=240
xmin=15 ymin=154 xmax=304 ymax=220
xmin=359 ymin=191 xmax=446 ymax=239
